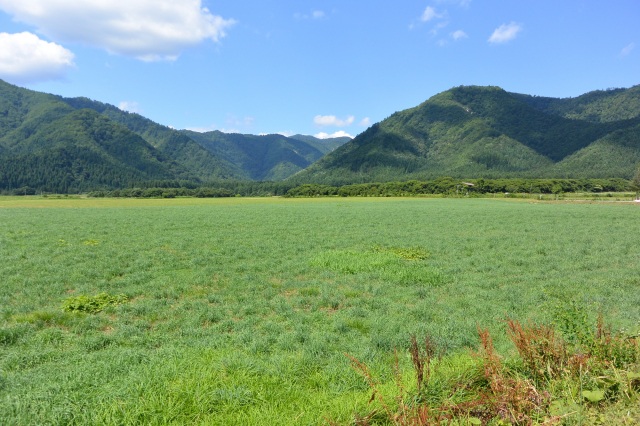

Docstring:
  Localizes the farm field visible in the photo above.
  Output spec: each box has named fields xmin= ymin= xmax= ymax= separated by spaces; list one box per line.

xmin=1 ymin=196 xmax=639 ymax=424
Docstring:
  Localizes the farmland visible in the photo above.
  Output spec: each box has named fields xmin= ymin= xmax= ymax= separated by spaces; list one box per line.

xmin=1 ymin=197 xmax=639 ymax=424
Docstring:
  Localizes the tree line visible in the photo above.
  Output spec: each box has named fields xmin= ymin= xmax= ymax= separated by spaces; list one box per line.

xmin=32 ymin=177 xmax=627 ymax=199
xmin=84 ymin=181 xmax=295 ymax=198
xmin=284 ymin=178 xmax=632 ymax=198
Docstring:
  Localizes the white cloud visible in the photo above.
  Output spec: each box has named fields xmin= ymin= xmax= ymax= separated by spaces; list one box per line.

xmin=295 ymin=10 xmax=326 ymax=20
xmin=359 ymin=117 xmax=371 ymax=127
xmin=452 ymin=30 xmax=468 ymax=40
xmin=413 ymin=6 xmax=448 ymax=36
xmin=620 ymin=42 xmax=635 ymax=57
xmin=314 ymin=131 xmax=353 ymax=139
xmin=488 ymin=22 xmax=522 ymax=44
xmin=0 ymin=0 xmax=235 ymax=61
xmin=226 ymin=115 xmax=255 ymax=129
xmin=118 ymin=101 xmax=141 ymax=114
xmin=314 ymin=115 xmax=355 ymax=127
xmin=0 ymin=31 xmax=75 ymax=83
xmin=421 ymin=6 xmax=443 ymax=22
xmin=430 ymin=21 xmax=449 ymax=36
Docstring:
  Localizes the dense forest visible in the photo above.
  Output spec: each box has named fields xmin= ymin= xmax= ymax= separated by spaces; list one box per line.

xmin=0 ymin=79 xmax=347 ymax=193
xmin=1 ymin=79 xmax=640 ymax=193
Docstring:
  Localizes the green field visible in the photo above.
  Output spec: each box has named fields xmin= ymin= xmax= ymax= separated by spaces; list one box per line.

xmin=1 ymin=197 xmax=639 ymax=424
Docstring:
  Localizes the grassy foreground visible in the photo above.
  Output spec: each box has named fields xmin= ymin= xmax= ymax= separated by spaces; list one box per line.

xmin=0 ymin=197 xmax=638 ymax=424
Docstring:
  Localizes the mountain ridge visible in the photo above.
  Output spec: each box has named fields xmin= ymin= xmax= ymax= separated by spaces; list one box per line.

xmin=291 ymin=85 xmax=640 ymax=185
xmin=1 ymin=79 xmax=639 ymax=192
xmin=181 ymin=130 xmax=350 ymax=181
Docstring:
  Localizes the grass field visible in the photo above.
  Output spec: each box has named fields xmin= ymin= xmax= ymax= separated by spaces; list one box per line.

xmin=1 ymin=196 xmax=639 ymax=424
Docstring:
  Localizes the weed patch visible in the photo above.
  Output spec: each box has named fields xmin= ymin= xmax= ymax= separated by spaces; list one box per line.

xmin=62 ymin=292 xmax=128 ymax=314
xmin=344 ymin=317 xmax=639 ymax=425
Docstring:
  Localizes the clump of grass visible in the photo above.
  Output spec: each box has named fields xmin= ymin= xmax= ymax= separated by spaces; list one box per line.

xmin=62 ymin=292 xmax=128 ymax=314
xmin=12 ymin=310 xmax=78 ymax=328
xmin=373 ymin=245 xmax=431 ymax=261
xmin=0 ymin=323 xmax=32 ymax=346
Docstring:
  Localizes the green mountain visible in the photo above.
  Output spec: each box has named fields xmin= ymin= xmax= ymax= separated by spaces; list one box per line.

xmin=293 ymin=85 xmax=640 ymax=184
xmin=0 ymin=81 xmax=185 ymax=192
xmin=58 ymin=97 xmax=241 ymax=182
xmin=2 ymin=79 xmax=639 ymax=192
xmin=0 ymin=80 xmax=348 ymax=192
xmin=181 ymin=130 xmax=347 ymax=181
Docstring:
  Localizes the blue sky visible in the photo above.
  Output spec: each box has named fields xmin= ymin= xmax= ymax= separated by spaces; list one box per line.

xmin=0 ymin=1 xmax=638 ymax=138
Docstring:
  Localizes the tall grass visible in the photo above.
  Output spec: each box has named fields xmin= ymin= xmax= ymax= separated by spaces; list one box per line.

xmin=1 ymin=197 xmax=639 ymax=424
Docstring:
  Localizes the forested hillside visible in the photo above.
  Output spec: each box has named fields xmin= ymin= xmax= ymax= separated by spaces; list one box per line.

xmin=0 ymin=80 xmax=347 ymax=192
xmin=60 ymin=97 xmax=242 ymax=181
xmin=0 ymin=82 xmax=183 ymax=192
xmin=1 ymin=79 xmax=639 ymax=192
xmin=293 ymin=85 xmax=640 ymax=185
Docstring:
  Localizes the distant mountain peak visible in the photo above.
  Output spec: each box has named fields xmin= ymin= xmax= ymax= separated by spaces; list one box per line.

xmin=292 ymin=84 xmax=640 ymax=185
